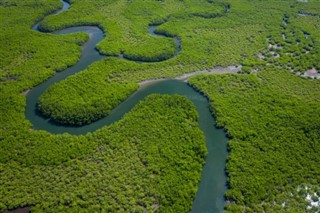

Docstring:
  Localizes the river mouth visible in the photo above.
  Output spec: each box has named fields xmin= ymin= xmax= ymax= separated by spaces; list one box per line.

xmin=23 ymin=0 xmax=229 ymax=212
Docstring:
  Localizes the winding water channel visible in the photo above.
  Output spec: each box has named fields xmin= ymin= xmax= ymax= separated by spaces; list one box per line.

xmin=26 ymin=1 xmax=229 ymax=212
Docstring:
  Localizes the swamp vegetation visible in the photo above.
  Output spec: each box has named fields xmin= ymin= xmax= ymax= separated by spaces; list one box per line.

xmin=189 ymin=69 xmax=320 ymax=212
xmin=1 ymin=0 xmax=320 ymax=212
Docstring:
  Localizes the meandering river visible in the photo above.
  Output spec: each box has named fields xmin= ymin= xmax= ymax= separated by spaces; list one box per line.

xmin=26 ymin=1 xmax=229 ymax=212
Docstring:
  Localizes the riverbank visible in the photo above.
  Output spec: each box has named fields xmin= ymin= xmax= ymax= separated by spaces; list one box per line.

xmin=139 ymin=65 xmax=242 ymax=87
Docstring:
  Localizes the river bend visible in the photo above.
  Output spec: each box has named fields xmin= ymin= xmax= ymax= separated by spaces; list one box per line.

xmin=26 ymin=1 xmax=229 ymax=212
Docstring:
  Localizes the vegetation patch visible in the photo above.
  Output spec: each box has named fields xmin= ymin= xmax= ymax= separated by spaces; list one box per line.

xmin=1 ymin=0 xmax=320 ymax=212
xmin=0 ymin=94 xmax=207 ymax=212
xmin=189 ymin=69 xmax=320 ymax=212
xmin=37 ymin=64 xmax=138 ymax=126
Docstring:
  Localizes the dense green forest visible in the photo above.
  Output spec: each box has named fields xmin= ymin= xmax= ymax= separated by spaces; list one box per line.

xmin=1 ymin=0 xmax=320 ymax=212
xmin=1 ymin=95 xmax=207 ymax=212
xmin=34 ymin=0 xmax=320 ymax=125
xmin=37 ymin=63 xmax=139 ymax=126
xmin=189 ymin=69 xmax=320 ymax=212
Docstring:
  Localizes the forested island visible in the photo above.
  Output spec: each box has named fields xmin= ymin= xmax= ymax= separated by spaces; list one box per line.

xmin=1 ymin=0 xmax=319 ymax=212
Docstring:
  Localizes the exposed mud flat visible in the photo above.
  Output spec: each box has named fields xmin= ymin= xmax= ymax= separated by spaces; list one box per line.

xmin=139 ymin=65 xmax=242 ymax=86
xmin=258 ymin=53 xmax=265 ymax=59
xmin=176 ymin=65 xmax=242 ymax=81
xmin=21 ymin=89 xmax=30 ymax=96
xmin=268 ymin=43 xmax=283 ymax=49
xmin=303 ymin=67 xmax=320 ymax=79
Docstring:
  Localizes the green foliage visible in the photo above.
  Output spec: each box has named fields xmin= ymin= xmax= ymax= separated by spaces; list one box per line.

xmin=189 ymin=68 xmax=320 ymax=212
xmin=0 ymin=95 xmax=206 ymax=212
xmin=0 ymin=13 xmax=87 ymax=91
xmin=0 ymin=129 xmax=95 ymax=166
xmin=1 ymin=0 xmax=320 ymax=212
xmin=238 ymin=66 xmax=252 ymax=74
xmin=38 ymin=62 xmax=138 ymax=125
